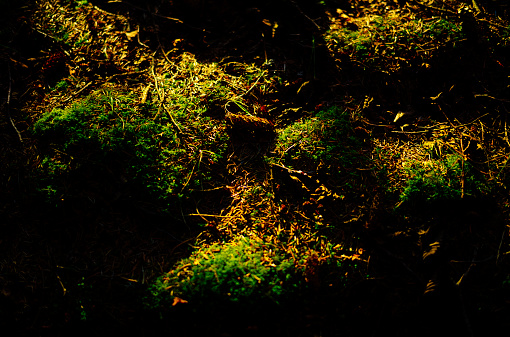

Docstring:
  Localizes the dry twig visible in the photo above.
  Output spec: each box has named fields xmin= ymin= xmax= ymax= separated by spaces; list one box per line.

xmin=6 ymin=64 xmax=23 ymax=145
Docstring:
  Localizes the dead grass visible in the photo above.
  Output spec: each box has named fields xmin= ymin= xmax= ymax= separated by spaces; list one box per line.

xmin=2 ymin=0 xmax=510 ymax=335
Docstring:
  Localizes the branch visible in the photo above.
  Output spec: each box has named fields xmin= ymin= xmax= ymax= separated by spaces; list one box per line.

xmin=6 ymin=64 xmax=23 ymax=145
xmin=288 ymin=0 xmax=321 ymax=31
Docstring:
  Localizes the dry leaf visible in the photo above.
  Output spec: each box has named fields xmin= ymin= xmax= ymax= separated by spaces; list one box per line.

xmin=430 ymin=92 xmax=442 ymax=100
xmin=424 ymin=279 xmax=437 ymax=295
xmin=172 ymin=297 xmax=188 ymax=306
xmin=125 ymin=28 xmax=139 ymax=40
xmin=393 ymin=111 xmax=406 ymax=122
xmin=423 ymin=241 xmax=441 ymax=260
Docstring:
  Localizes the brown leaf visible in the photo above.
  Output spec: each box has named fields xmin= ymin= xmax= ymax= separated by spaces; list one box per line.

xmin=172 ymin=297 xmax=188 ymax=306
xmin=423 ymin=241 xmax=441 ymax=260
xmin=424 ymin=279 xmax=437 ymax=295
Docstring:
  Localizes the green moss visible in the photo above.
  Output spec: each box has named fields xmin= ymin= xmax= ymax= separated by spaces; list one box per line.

xmin=147 ymin=237 xmax=300 ymax=308
xmin=32 ymin=87 xmax=228 ymax=208
xmin=272 ymin=106 xmax=364 ymax=173
xmin=400 ymin=153 xmax=489 ymax=203
xmin=326 ymin=13 xmax=466 ymax=70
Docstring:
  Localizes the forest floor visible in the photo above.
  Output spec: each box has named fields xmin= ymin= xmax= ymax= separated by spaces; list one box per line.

xmin=1 ymin=0 xmax=510 ymax=336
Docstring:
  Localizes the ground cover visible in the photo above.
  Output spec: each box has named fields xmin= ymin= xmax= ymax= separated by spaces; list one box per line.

xmin=1 ymin=0 xmax=510 ymax=336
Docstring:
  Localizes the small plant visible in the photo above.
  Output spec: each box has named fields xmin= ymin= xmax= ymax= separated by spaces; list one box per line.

xmin=74 ymin=0 xmax=88 ymax=8
xmin=325 ymin=11 xmax=466 ymax=71
xmin=32 ymin=86 xmax=228 ymax=208
xmin=503 ymin=275 xmax=510 ymax=288
xmin=52 ymin=80 xmax=68 ymax=91
xmin=400 ymin=153 xmax=488 ymax=203
xmin=147 ymin=237 xmax=300 ymax=308
xmin=272 ymin=106 xmax=365 ymax=174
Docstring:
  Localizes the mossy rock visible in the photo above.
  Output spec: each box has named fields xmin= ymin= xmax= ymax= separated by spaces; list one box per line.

xmin=147 ymin=237 xmax=301 ymax=309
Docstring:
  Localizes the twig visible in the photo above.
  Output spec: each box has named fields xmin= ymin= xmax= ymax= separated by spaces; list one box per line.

xmin=62 ymin=81 xmax=94 ymax=103
xmin=456 ymin=249 xmax=477 ymax=286
xmin=163 ymin=103 xmax=185 ymax=136
xmin=496 ymin=227 xmax=507 ymax=264
xmin=271 ymin=162 xmax=313 ymax=177
xmin=414 ymin=0 xmax=510 ymax=30
xmin=181 ymin=149 xmax=203 ymax=193
xmin=476 ymin=18 xmax=510 ymax=30
xmin=474 ymin=94 xmax=510 ymax=103
xmin=105 ymin=69 xmax=148 ymax=82
xmin=456 ymin=249 xmax=477 ymax=337
xmin=505 ymin=117 xmax=510 ymax=148
xmin=390 ymin=129 xmax=432 ymax=134
xmin=187 ymin=213 xmax=233 ymax=218
xmin=56 ymin=274 xmax=67 ymax=296
xmin=454 ymin=113 xmax=489 ymax=128
xmin=288 ymin=0 xmax=321 ymax=31
xmin=472 ymin=0 xmax=481 ymax=14
xmin=495 ymin=153 xmax=510 ymax=180
xmin=169 ymin=237 xmax=196 ymax=256
xmin=460 ymin=135 xmax=466 ymax=198
xmin=104 ymin=1 xmax=183 ymax=23
xmin=281 ymin=133 xmax=307 ymax=156
xmin=150 ymin=59 xmax=161 ymax=101
xmin=411 ymin=0 xmax=458 ymax=15
xmin=135 ymin=25 xmax=149 ymax=48
xmin=6 ymin=64 xmax=23 ymax=145
xmin=236 ymin=70 xmax=267 ymax=99
xmin=73 ymin=81 xmax=93 ymax=96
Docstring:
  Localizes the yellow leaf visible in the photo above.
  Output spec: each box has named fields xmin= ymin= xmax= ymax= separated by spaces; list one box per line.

xmin=393 ymin=111 xmax=405 ymax=123
xmin=125 ymin=28 xmax=139 ymax=40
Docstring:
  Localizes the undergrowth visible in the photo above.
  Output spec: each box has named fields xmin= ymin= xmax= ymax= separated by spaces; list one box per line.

xmin=400 ymin=153 xmax=489 ymax=202
xmin=147 ymin=237 xmax=299 ymax=308
xmin=32 ymin=86 xmax=228 ymax=208
xmin=272 ymin=106 xmax=367 ymax=175
xmin=10 ymin=0 xmax=510 ymax=333
xmin=325 ymin=7 xmax=509 ymax=72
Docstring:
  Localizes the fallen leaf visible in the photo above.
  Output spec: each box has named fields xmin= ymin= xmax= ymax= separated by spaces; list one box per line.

xmin=393 ymin=111 xmax=406 ymax=123
xmin=125 ymin=28 xmax=139 ymax=40
xmin=430 ymin=92 xmax=442 ymax=100
xmin=172 ymin=297 xmax=188 ymax=306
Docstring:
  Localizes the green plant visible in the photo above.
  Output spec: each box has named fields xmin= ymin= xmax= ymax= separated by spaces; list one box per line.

xmin=325 ymin=12 xmax=466 ymax=71
xmin=272 ymin=106 xmax=364 ymax=173
xmin=32 ymin=156 xmax=71 ymax=204
xmin=75 ymin=0 xmax=88 ymax=7
xmin=32 ymin=86 xmax=228 ymax=208
xmin=147 ymin=237 xmax=300 ymax=308
xmin=52 ymin=80 xmax=68 ymax=91
xmin=400 ymin=153 xmax=488 ymax=203
xmin=430 ymin=18 xmax=464 ymax=40
xmin=503 ymin=275 xmax=510 ymax=287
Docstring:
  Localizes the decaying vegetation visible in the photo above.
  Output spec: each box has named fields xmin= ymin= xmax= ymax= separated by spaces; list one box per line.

xmin=1 ymin=0 xmax=510 ymax=335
